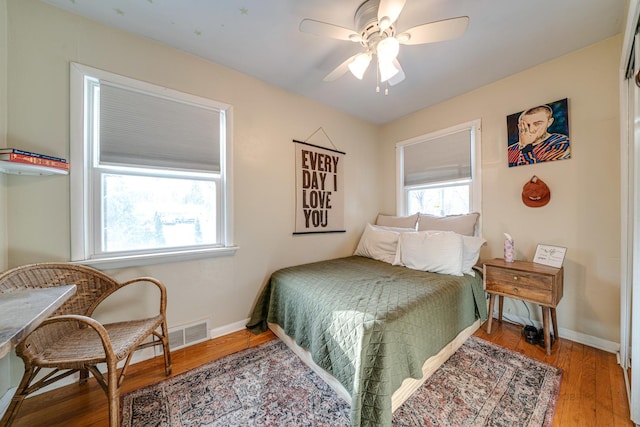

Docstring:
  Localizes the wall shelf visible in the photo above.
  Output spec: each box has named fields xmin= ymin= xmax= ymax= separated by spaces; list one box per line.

xmin=0 ymin=161 xmax=69 ymax=176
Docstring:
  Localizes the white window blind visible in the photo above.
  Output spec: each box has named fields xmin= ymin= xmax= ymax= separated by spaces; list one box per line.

xmin=403 ymin=129 xmax=471 ymax=186
xmin=99 ymin=82 xmax=221 ymax=172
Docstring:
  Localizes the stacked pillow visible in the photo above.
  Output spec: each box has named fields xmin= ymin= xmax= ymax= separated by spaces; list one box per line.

xmin=375 ymin=213 xmax=420 ymax=229
xmin=353 ymin=223 xmax=413 ymax=265
xmin=417 ymin=212 xmax=479 ymax=236
xmin=354 ymin=213 xmax=485 ymax=277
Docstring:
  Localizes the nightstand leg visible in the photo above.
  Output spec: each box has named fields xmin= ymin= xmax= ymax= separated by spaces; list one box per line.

xmin=551 ymin=308 xmax=559 ymax=339
xmin=498 ymin=296 xmax=504 ymax=322
xmin=487 ymin=294 xmax=496 ymax=334
xmin=542 ymin=306 xmax=551 ymax=355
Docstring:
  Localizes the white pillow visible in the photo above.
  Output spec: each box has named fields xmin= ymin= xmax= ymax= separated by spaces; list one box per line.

xmin=397 ymin=231 xmax=464 ymax=276
xmin=354 ymin=224 xmax=402 ymax=264
xmin=462 ymin=236 xmax=487 ymax=276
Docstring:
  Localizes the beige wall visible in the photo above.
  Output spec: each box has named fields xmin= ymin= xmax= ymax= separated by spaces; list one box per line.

xmin=380 ymin=36 xmax=622 ymax=344
xmin=4 ymin=0 xmax=380 ymax=331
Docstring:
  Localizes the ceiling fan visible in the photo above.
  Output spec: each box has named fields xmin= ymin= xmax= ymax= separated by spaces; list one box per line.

xmin=299 ymin=0 xmax=468 ymax=93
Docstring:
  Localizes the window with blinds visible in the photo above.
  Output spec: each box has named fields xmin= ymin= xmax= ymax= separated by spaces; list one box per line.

xmin=396 ymin=120 xmax=481 ymax=217
xmin=98 ymin=82 xmax=222 ymax=172
xmin=70 ymin=63 xmax=235 ymax=268
xmin=403 ymin=129 xmax=471 ymax=187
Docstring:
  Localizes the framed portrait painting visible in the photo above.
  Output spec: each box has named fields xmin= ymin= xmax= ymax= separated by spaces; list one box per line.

xmin=507 ymin=98 xmax=570 ymax=168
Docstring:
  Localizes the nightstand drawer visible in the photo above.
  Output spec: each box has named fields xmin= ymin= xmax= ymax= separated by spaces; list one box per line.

xmin=485 ymin=281 xmax=553 ymax=305
xmin=485 ymin=267 xmax=553 ymax=291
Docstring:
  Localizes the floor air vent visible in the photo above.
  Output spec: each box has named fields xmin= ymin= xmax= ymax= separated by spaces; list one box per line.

xmin=166 ymin=320 xmax=210 ymax=351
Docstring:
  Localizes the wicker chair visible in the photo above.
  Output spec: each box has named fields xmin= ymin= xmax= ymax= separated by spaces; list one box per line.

xmin=0 ymin=262 xmax=172 ymax=427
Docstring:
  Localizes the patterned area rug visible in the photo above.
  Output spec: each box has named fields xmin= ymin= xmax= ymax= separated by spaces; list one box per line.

xmin=121 ymin=336 xmax=562 ymax=427
xmin=392 ymin=337 xmax=562 ymax=426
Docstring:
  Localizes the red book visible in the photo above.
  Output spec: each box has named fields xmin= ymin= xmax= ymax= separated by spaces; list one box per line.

xmin=0 ymin=153 xmax=70 ymax=171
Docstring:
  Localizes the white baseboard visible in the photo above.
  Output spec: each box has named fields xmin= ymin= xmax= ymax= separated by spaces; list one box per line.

xmin=493 ymin=310 xmax=620 ymax=354
xmin=210 ymin=317 xmax=249 ymax=339
xmin=558 ymin=327 xmax=620 ymax=354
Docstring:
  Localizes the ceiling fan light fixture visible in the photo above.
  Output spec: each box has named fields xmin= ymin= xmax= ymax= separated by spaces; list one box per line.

xmin=377 ymin=36 xmax=400 ymax=63
xmin=379 ymin=16 xmax=392 ymax=32
xmin=348 ymin=52 xmax=372 ymax=80
xmin=396 ymin=32 xmax=411 ymax=43
xmin=379 ymin=60 xmax=399 ymax=82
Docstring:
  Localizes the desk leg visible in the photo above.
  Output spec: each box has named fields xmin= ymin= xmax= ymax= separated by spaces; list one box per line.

xmin=487 ymin=294 xmax=496 ymax=334
xmin=498 ymin=296 xmax=504 ymax=322
xmin=542 ymin=306 xmax=551 ymax=355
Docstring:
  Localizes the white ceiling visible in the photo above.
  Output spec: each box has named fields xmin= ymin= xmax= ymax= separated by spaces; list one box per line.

xmin=41 ymin=0 xmax=627 ymax=125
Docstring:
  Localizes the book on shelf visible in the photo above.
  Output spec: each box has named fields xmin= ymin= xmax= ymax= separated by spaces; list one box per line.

xmin=0 ymin=148 xmax=67 ymax=163
xmin=0 ymin=153 xmax=69 ymax=171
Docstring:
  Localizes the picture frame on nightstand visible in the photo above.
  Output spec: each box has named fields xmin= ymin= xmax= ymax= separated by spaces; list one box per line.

xmin=533 ymin=244 xmax=567 ymax=268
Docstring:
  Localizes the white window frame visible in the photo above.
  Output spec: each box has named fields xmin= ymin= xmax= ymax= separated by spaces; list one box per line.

xmin=396 ymin=119 xmax=482 ymax=222
xmin=70 ymin=63 xmax=236 ymax=269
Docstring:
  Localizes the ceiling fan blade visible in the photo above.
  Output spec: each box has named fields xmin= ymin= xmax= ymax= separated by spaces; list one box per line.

xmin=300 ymin=19 xmax=361 ymax=42
xmin=388 ymin=59 xmax=405 ymax=86
xmin=398 ymin=16 xmax=469 ymax=45
xmin=323 ymin=54 xmax=359 ymax=82
xmin=378 ymin=0 xmax=407 ymax=31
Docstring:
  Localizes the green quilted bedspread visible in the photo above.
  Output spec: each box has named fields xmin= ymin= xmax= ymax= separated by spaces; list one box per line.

xmin=247 ymin=256 xmax=487 ymax=427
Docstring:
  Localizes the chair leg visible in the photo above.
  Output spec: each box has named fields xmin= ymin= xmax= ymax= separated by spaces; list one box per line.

xmin=0 ymin=366 xmax=36 ymax=426
xmin=161 ymin=319 xmax=172 ymax=376
xmin=117 ymin=352 xmax=136 ymax=388
xmin=79 ymin=367 xmax=89 ymax=384
xmin=106 ymin=360 xmax=119 ymax=427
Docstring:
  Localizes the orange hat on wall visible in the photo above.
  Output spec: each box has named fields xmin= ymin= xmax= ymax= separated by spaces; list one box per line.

xmin=522 ymin=175 xmax=550 ymax=207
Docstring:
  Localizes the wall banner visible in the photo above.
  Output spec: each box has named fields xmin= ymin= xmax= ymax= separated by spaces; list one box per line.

xmin=293 ymin=140 xmax=345 ymax=234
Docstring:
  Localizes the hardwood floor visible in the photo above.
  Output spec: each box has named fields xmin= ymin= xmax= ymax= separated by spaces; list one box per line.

xmin=474 ymin=321 xmax=633 ymax=427
xmin=7 ymin=319 xmax=633 ymax=426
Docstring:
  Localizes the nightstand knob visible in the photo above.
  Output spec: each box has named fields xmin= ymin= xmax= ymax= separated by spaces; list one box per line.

xmin=513 ymin=276 xmax=518 ymax=281
xmin=513 ymin=287 xmax=519 ymax=294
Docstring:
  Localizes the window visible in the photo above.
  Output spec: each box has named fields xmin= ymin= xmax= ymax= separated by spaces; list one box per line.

xmin=396 ymin=120 xmax=481 ymax=218
xmin=70 ymin=63 xmax=235 ymax=268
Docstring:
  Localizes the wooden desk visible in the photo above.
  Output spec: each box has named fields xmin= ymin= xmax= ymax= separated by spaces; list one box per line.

xmin=483 ymin=259 xmax=563 ymax=355
xmin=0 ymin=285 xmax=76 ymax=359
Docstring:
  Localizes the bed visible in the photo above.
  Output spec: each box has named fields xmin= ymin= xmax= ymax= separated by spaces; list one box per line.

xmin=247 ymin=253 xmax=487 ymax=427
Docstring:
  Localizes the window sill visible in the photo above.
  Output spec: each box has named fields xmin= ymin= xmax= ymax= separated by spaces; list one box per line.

xmin=74 ymin=246 xmax=238 ymax=270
